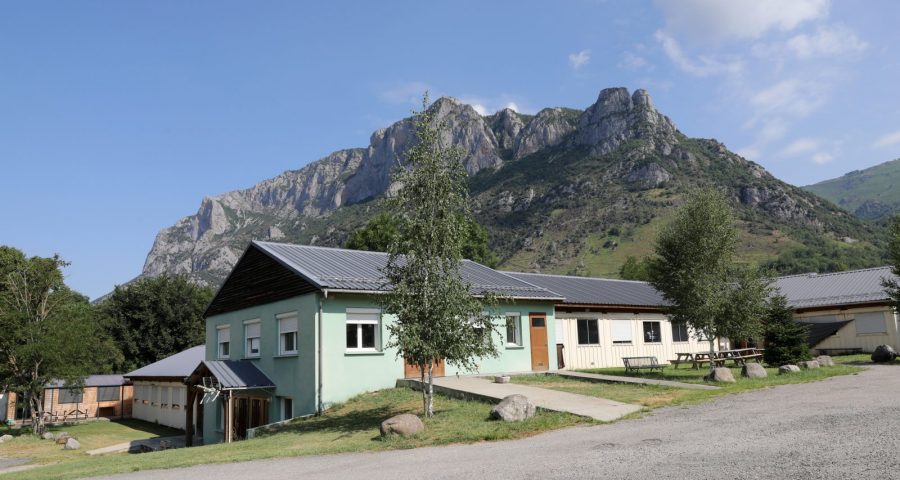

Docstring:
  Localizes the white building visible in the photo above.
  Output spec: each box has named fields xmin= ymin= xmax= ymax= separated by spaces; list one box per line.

xmin=124 ymin=345 xmax=205 ymax=430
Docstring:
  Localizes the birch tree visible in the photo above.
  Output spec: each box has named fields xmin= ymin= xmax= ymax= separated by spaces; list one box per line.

xmin=883 ymin=216 xmax=900 ymax=309
xmin=380 ymin=94 xmax=498 ymax=417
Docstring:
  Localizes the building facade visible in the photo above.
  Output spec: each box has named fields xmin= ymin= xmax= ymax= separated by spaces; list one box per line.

xmin=125 ymin=345 xmax=205 ymax=430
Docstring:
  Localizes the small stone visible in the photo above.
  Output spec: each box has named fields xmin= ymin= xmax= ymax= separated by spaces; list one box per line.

xmin=0 ymin=434 xmax=13 ymax=443
xmin=379 ymin=413 xmax=424 ymax=437
xmin=64 ymin=437 xmax=80 ymax=450
xmin=815 ymin=355 xmax=835 ymax=367
xmin=741 ymin=363 xmax=768 ymax=379
xmin=42 ymin=432 xmax=55 ymax=440
xmin=494 ymin=375 xmax=511 ymax=384
xmin=779 ymin=365 xmax=801 ymax=374
xmin=799 ymin=360 xmax=820 ymax=369
xmin=490 ymin=394 xmax=537 ymax=422
xmin=872 ymin=345 xmax=897 ymax=363
xmin=703 ymin=367 xmax=736 ymax=383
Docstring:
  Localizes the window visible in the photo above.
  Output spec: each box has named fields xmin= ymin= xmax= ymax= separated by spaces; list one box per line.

xmin=577 ymin=319 xmax=600 ymax=345
xmin=97 ymin=386 xmax=120 ymax=402
xmin=611 ymin=320 xmax=632 ymax=344
xmin=58 ymin=388 xmax=83 ymax=404
xmin=855 ymin=312 xmax=887 ymax=335
xmin=217 ymin=325 xmax=230 ymax=359
xmin=671 ymin=322 xmax=690 ymax=342
xmin=245 ymin=320 xmax=261 ymax=357
xmin=278 ymin=313 xmax=298 ymax=355
xmin=346 ymin=309 xmax=380 ymax=351
xmin=281 ymin=397 xmax=293 ymax=421
xmin=643 ymin=321 xmax=662 ymax=343
xmin=506 ymin=313 xmax=522 ymax=346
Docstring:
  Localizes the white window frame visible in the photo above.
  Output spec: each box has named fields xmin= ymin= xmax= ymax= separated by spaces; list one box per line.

xmin=346 ymin=308 xmax=381 ymax=352
xmin=505 ymin=312 xmax=522 ymax=347
xmin=642 ymin=321 xmax=662 ymax=344
xmin=280 ymin=396 xmax=293 ymax=421
xmin=217 ymin=325 xmax=230 ymax=359
xmin=277 ymin=312 xmax=299 ymax=355
xmin=611 ymin=320 xmax=633 ymax=345
xmin=244 ymin=319 xmax=261 ymax=358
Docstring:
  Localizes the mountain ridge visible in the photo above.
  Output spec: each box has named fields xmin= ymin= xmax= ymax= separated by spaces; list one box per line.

xmin=803 ymin=158 xmax=900 ymax=220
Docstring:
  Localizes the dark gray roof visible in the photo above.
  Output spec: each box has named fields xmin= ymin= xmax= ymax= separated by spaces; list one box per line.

xmin=253 ymin=241 xmax=563 ymax=301
xmin=124 ymin=346 xmax=205 ymax=379
xmin=504 ymin=271 xmax=666 ymax=307
xmin=775 ymin=267 xmax=896 ymax=309
xmin=202 ymin=360 xmax=275 ymax=389
xmin=47 ymin=375 xmax=129 ymax=388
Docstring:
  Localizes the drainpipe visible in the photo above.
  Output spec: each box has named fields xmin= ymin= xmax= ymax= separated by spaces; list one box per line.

xmin=317 ymin=290 xmax=327 ymax=413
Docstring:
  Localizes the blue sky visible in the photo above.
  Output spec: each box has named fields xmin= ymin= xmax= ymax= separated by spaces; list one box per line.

xmin=2 ymin=0 xmax=900 ymax=299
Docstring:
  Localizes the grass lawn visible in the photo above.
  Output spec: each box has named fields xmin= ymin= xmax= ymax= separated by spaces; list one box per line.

xmin=513 ymin=362 xmax=863 ymax=409
xmin=11 ymin=388 xmax=586 ymax=480
xmin=0 ymin=419 xmax=180 ymax=467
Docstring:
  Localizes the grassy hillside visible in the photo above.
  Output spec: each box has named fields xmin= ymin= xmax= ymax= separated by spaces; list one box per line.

xmin=805 ymin=158 xmax=900 ymax=220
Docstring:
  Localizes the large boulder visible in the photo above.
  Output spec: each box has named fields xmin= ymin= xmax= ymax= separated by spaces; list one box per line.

xmin=704 ymin=367 xmax=736 ymax=383
xmin=779 ymin=365 xmax=801 ymax=374
xmin=490 ymin=394 xmax=537 ymax=422
xmin=379 ymin=414 xmax=424 ymax=437
xmin=55 ymin=433 xmax=71 ymax=445
xmin=799 ymin=360 xmax=820 ymax=369
xmin=872 ymin=345 xmax=897 ymax=363
xmin=0 ymin=434 xmax=13 ymax=443
xmin=741 ymin=363 xmax=768 ymax=379
xmin=64 ymin=437 xmax=81 ymax=450
xmin=815 ymin=355 xmax=835 ymax=367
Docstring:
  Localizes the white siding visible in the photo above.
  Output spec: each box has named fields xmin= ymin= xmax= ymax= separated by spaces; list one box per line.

xmin=131 ymin=381 xmax=188 ymax=430
xmin=557 ymin=312 xmax=716 ymax=369
xmin=795 ymin=306 xmax=899 ymax=353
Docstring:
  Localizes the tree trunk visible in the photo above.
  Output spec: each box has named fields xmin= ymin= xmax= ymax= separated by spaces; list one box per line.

xmin=708 ymin=337 xmax=717 ymax=374
xmin=420 ymin=366 xmax=427 ymax=415
xmin=30 ymin=392 xmax=45 ymax=435
xmin=426 ymin=363 xmax=434 ymax=418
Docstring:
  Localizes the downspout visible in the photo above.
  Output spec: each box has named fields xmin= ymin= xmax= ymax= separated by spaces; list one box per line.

xmin=317 ymin=290 xmax=327 ymax=414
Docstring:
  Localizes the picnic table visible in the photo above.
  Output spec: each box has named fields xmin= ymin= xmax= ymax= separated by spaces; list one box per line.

xmin=672 ymin=348 xmax=764 ymax=369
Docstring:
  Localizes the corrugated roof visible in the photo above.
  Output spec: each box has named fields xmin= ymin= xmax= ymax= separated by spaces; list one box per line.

xmin=203 ymin=360 xmax=275 ymax=390
xmin=503 ymin=271 xmax=666 ymax=307
xmin=47 ymin=375 xmax=129 ymax=388
xmin=252 ymin=241 xmax=563 ymax=301
xmin=124 ymin=346 xmax=205 ymax=379
xmin=775 ymin=267 xmax=896 ymax=309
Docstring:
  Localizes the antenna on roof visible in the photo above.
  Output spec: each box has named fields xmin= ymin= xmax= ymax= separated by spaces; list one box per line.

xmin=198 ymin=377 xmax=221 ymax=404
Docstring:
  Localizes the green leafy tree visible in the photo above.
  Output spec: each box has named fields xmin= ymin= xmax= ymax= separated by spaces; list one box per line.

xmin=380 ymin=94 xmax=499 ymax=417
xmin=763 ymin=295 xmax=811 ymax=366
xmin=0 ymin=247 xmax=120 ymax=434
xmin=618 ymin=256 xmax=652 ymax=281
xmin=883 ymin=215 xmax=900 ymax=309
xmin=99 ymin=273 xmax=214 ymax=372
xmin=346 ymin=213 xmax=499 ymax=268
xmin=648 ymin=190 xmax=771 ymax=364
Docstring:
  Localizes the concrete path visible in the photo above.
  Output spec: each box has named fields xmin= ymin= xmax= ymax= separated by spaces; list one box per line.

xmin=406 ymin=376 xmax=642 ymax=421
xmin=557 ymin=370 xmax=721 ymax=390
xmin=99 ymin=365 xmax=900 ymax=480
xmin=87 ymin=435 xmax=188 ymax=456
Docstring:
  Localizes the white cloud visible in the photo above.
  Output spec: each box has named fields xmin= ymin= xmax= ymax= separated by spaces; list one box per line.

xmin=459 ymin=94 xmax=532 ymax=116
xmin=750 ymin=79 xmax=827 ymax=118
xmin=787 ymin=25 xmax=867 ymax=58
xmin=781 ymin=137 xmax=820 ymax=156
xmin=621 ymin=51 xmax=651 ymax=70
xmin=812 ymin=152 xmax=834 ymax=164
xmin=655 ymin=0 xmax=829 ymax=44
xmin=568 ymin=49 xmax=591 ymax=69
xmin=757 ymin=118 xmax=789 ymax=143
xmin=655 ymin=31 xmax=743 ymax=76
xmin=378 ymin=81 xmax=433 ymax=105
xmin=504 ymin=102 xmax=520 ymax=112
xmin=470 ymin=104 xmax=488 ymax=115
xmin=873 ymin=130 xmax=900 ymax=148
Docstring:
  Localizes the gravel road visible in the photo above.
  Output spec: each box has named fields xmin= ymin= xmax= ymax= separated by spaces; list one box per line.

xmin=102 ymin=365 xmax=900 ymax=480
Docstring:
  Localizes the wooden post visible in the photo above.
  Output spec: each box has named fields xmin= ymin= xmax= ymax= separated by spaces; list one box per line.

xmin=185 ymin=388 xmax=195 ymax=447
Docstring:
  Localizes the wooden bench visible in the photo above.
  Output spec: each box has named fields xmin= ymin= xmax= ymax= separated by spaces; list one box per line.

xmin=623 ymin=356 xmax=667 ymax=374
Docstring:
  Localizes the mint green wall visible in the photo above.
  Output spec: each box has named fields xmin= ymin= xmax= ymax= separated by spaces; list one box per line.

xmin=203 ymin=293 xmax=319 ymax=443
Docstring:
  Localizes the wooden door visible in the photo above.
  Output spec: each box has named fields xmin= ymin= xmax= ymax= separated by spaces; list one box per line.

xmin=404 ymin=359 xmax=445 ymax=379
xmin=530 ymin=313 xmax=549 ymax=371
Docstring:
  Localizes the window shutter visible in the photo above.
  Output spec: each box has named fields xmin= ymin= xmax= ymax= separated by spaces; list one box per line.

xmin=218 ymin=327 xmax=230 ymax=343
xmin=855 ymin=312 xmax=887 ymax=334
xmin=611 ymin=320 xmax=632 ymax=343
xmin=245 ymin=322 xmax=260 ymax=338
xmin=279 ymin=315 xmax=298 ymax=333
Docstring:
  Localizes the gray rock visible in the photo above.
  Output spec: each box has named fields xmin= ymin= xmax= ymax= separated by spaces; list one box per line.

xmin=625 ymin=163 xmax=671 ymax=189
xmin=872 ymin=345 xmax=897 ymax=363
xmin=54 ymin=431 xmax=69 ymax=440
xmin=512 ymin=108 xmax=576 ymax=159
xmin=379 ymin=413 xmax=424 ymax=437
xmin=799 ymin=360 xmax=820 ymax=369
xmin=704 ymin=367 xmax=736 ymax=383
xmin=779 ymin=365 xmax=801 ymax=374
xmin=0 ymin=434 xmax=13 ymax=443
xmin=64 ymin=437 xmax=80 ymax=450
xmin=815 ymin=355 xmax=835 ymax=367
xmin=741 ymin=363 xmax=768 ymax=379
xmin=42 ymin=432 xmax=55 ymax=440
xmin=494 ymin=375 xmax=511 ymax=384
xmin=571 ymin=88 xmax=678 ymax=156
xmin=491 ymin=394 xmax=537 ymax=422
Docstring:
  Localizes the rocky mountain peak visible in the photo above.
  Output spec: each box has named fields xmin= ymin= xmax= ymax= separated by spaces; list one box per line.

xmin=571 ymin=87 xmax=678 ymax=156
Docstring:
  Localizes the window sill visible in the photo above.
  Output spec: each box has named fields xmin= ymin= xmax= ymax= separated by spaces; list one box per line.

xmin=644 ymin=342 xmax=662 ymax=345
xmin=612 ymin=343 xmax=633 ymax=346
xmin=345 ymin=350 xmax=384 ymax=356
xmin=274 ymin=353 xmax=299 ymax=358
xmin=576 ymin=344 xmax=601 ymax=347
xmin=243 ymin=356 xmax=261 ymax=360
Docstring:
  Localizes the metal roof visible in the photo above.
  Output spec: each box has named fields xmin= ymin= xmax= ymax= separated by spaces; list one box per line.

xmin=252 ymin=241 xmax=563 ymax=301
xmin=503 ymin=271 xmax=666 ymax=307
xmin=202 ymin=360 xmax=275 ymax=390
xmin=124 ymin=346 xmax=205 ymax=379
xmin=775 ymin=267 xmax=896 ymax=309
xmin=47 ymin=375 xmax=130 ymax=388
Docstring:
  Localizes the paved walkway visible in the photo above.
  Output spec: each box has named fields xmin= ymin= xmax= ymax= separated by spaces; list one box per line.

xmin=404 ymin=376 xmax=642 ymax=421
xmin=557 ymin=370 xmax=721 ymax=390
xmin=87 ymin=435 xmax=190 ymax=456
